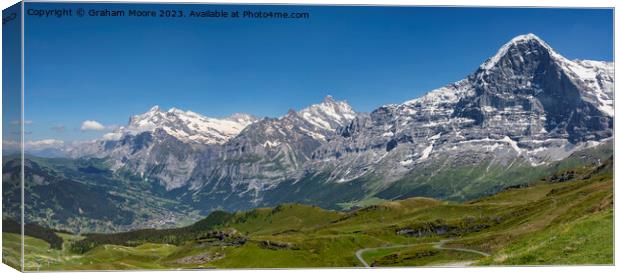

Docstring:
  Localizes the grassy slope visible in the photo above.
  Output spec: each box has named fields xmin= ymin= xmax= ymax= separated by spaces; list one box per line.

xmin=362 ymin=243 xmax=482 ymax=266
xmin=6 ymin=157 xmax=613 ymax=269
xmin=483 ymin=210 xmax=612 ymax=265
xmin=375 ymin=141 xmax=613 ymax=203
xmin=2 ymin=233 xmax=21 ymax=270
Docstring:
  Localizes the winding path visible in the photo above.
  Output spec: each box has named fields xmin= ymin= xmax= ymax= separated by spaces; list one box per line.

xmin=434 ymin=239 xmax=490 ymax=257
xmin=355 ymin=244 xmax=416 ymax=268
xmin=355 ymin=240 xmax=489 ymax=268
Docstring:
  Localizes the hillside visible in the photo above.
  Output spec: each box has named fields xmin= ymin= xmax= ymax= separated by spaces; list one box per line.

xmin=3 ymin=157 xmax=612 ymax=269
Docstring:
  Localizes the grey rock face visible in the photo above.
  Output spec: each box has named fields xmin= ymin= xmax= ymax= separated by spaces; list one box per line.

xmin=75 ymin=96 xmax=358 ymax=200
xmin=80 ymin=129 xmax=205 ymax=190
xmin=457 ymin=34 xmax=612 ymax=143
xmin=186 ymin=96 xmax=358 ymax=204
xmin=70 ymin=107 xmax=258 ymax=191
xmin=303 ymin=34 xmax=613 ymax=193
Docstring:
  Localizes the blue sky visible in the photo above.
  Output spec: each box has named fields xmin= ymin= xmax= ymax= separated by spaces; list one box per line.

xmin=23 ymin=3 xmax=613 ymax=141
xmin=3 ymin=3 xmax=21 ymax=144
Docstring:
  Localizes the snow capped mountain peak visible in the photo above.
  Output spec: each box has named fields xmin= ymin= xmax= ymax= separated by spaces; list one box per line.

xmin=225 ymin=113 xmax=260 ymax=124
xmin=298 ymin=96 xmax=357 ymax=132
xmin=480 ymin=33 xmax=559 ymax=71
xmin=286 ymin=108 xmax=298 ymax=116
xmin=149 ymin=105 xmax=161 ymax=111
xmin=167 ymin=107 xmax=184 ymax=114
xmin=406 ymin=34 xmax=562 ymax=108
xmin=322 ymin=95 xmax=336 ymax=103
xmin=476 ymin=34 xmax=614 ymax=117
xmin=111 ymin=106 xmax=259 ymax=144
xmin=508 ymin=33 xmax=546 ymax=45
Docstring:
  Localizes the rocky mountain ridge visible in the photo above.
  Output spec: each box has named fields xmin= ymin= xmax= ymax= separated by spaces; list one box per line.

xmin=15 ymin=33 xmax=615 ymax=218
xmin=305 ymin=34 xmax=614 ymax=188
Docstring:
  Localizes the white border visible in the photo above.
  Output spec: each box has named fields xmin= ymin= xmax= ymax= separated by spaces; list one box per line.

xmin=0 ymin=1 xmax=618 ymax=273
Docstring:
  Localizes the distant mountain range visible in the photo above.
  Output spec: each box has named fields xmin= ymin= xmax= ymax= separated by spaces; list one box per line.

xmin=5 ymin=34 xmax=614 ymax=233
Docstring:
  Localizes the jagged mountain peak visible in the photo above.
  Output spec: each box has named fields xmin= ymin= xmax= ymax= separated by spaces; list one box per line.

xmin=480 ymin=33 xmax=560 ymax=71
xmin=148 ymin=105 xmax=161 ymax=112
xmin=501 ymin=33 xmax=548 ymax=48
xmin=400 ymin=34 xmax=614 ymax=123
xmin=405 ymin=34 xmax=561 ymax=107
xmin=297 ymin=95 xmax=356 ymax=132
xmin=318 ymin=33 xmax=613 ymax=184
xmin=225 ymin=113 xmax=260 ymax=124
xmin=286 ymin=108 xmax=298 ymax=116
xmin=167 ymin=107 xmax=184 ymax=114
xmin=511 ymin=33 xmax=543 ymax=42
xmin=322 ymin=95 xmax=337 ymax=104
xmin=472 ymin=34 xmax=614 ymax=118
xmin=115 ymin=106 xmax=259 ymax=144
